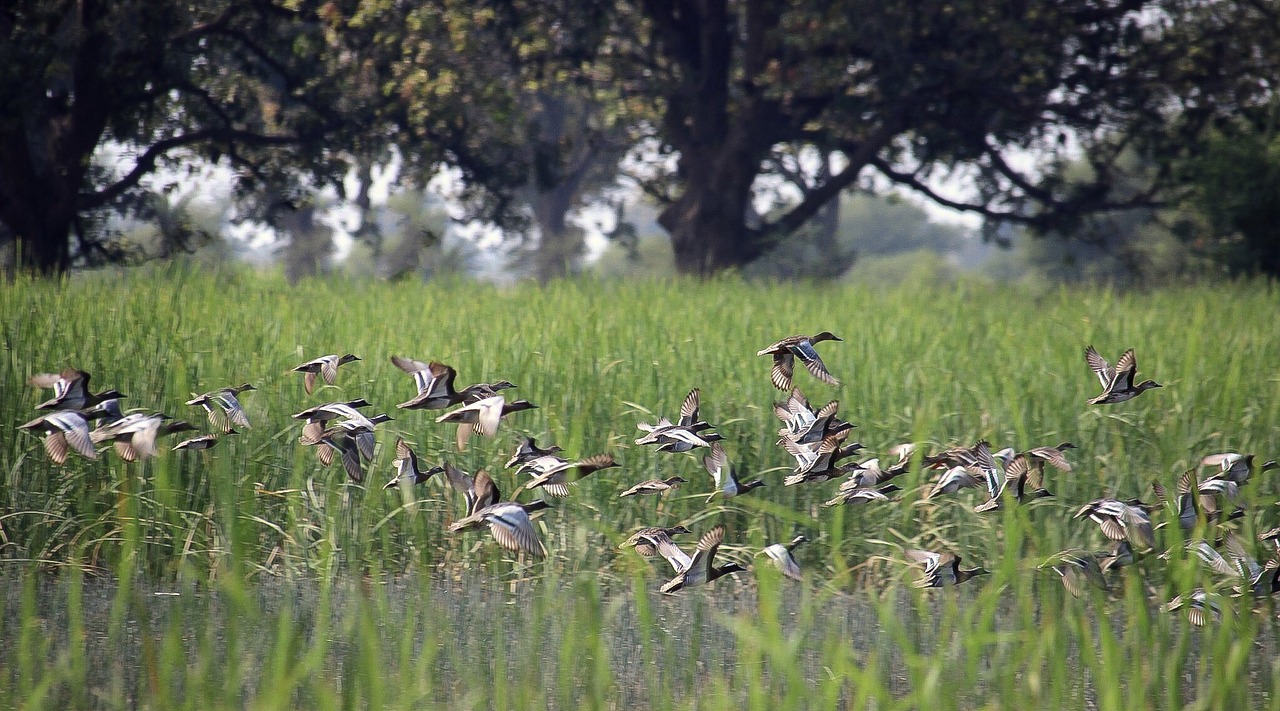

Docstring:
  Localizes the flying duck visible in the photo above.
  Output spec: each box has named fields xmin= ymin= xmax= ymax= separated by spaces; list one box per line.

xmin=660 ymin=525 xmax=745 ymax=594
xmin=1084 ymin=346 xmax=1161 ymax=405
xmin=186 ymin=383 xmax=255 ymax=432
xmin=761 ymin=535 xmax=809 ymax=581
xmin=757 ymin=332 xmax=842 ymax=390
xmin=904 ymin=549 xmax=990 ymax=588
xmin=291 ymin=354 xmax=361 ymax=394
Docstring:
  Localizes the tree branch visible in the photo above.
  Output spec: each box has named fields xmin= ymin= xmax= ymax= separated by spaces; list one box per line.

xmin=170 ymin=4 xmax=254 ymax=43
xmin=81 ymin=127 xmax=328 ymax=208
xmin=870 ymin=157 xmax=1044 ymax=224
xmin=983 ymin=147 xmax=1058 ymax=204
xmin=870 ymin=157 xmax=1167 ymax=228
xmin=765 ymin=119 xmax=903 ymax=236
xmin=619 ymin=167 xmax=676 ymax=205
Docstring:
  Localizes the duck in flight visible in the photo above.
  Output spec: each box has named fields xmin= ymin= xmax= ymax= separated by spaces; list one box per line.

xmin=1084 ymin=346 xmax=1161 ymax=405
xmin=757 ymin=332 xmax=842 ymax=391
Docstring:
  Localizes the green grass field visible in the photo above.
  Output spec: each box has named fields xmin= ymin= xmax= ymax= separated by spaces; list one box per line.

xmin=3 ymin=264 xmax=1280 ymax=709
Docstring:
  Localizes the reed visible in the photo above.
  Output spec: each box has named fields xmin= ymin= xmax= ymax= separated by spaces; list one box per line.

xmin=1 ymin=264 xmax=1278 ymax=708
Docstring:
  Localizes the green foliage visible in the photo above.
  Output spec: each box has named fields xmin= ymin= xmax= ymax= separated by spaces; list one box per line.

xmin=3 ymin=266 xmax=1279 ymax=576
xmin=590 ymin=235 xmax=676 ymax=279
xmin=838 ymin=194 xmax=971 ymax=258
xmin=595 ymin=0 xmax=1280 ymax=273
xmin=3 ymin=267 xmax=1280 ymax=706
xmin=750 ymin=192 xmax=976 ymax=278
xmin=0 ymin=0 xmax=399 ymax=272
xmin=8 ymin=0 xmax=1280 ymax=279
xmin=1183 ymin=116 xmax=1280 ymax=276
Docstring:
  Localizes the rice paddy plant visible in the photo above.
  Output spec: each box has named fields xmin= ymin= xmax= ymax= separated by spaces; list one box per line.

xmin=2 ymin=263 xmax=1279 ymax=708
xmin=3 ymin=563 xmax=1278 ymax=709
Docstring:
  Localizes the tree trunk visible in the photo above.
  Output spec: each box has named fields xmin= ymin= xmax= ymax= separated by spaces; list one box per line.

xmin=277 ymin=201 xmax=332 ymax=285
xmin=647 ymin=0 xmax=782 ymax=276
xmin=0 ymin=99 xmax=94 ymax=276
xmin=0 ymin=2 xmax=113 ymax=276
xmin=7 ymin=211 xmax=74 ymax=275
xmin=351 ymin=153 xmax=383 ymax=264
xmin=659 ymin=139 xmax=770 ymax=276
xmin=530 ymin=181 xmax=583 ymax=282
xmin=812 ymin=195 xmax=840 ymax=254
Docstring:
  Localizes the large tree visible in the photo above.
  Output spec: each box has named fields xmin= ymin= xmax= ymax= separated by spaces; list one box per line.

xmin=9 ymin=0 xmax=1276 ymax=278
xmin=0 ymin=0 xmax=403 ymax=274
xmin=368 ymin=1 xmax=640 ymax=280
xmin=607 ymin=0 xmax=1279 ymax=275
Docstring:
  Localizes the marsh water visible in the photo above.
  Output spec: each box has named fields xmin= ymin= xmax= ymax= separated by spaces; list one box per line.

xmin=4 ymin=568 xmax=1278 ymax=708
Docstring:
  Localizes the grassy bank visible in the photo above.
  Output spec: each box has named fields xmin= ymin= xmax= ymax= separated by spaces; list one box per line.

xmin=2 ymin=265 xmax=1279 ymax=707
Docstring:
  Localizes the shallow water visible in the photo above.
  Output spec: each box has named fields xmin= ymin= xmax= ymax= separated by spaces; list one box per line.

xmin=4 ymin=567 xmax=1278 ymax=709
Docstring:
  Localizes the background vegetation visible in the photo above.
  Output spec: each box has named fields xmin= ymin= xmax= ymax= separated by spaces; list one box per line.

xmin=2 ymin=267 xmax=1279 ymax=707
xmin=5 ymin=4 xmax=1280 ymax=707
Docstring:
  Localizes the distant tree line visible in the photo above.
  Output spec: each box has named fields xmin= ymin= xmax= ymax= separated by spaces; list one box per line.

xmin=2 ymin=0 xmax=1278 ymax=278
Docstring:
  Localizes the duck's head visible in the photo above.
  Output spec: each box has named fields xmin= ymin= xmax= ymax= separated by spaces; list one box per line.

xmin=506 ymin=400 xmax=538 ymax=413
xmin=1056 ymin=442 xmax=1077 ymax=451
xmin=1122 ymin=497 xmax=1154 ymax=510
xmin=489 ymin=380 xmax=517 ymax=391
xmin=166 ymin=421 xmax=199 ymax=435
xmin=346 ymin=398 xmax=373 ymax=408
xmin=718 ymin=562 xmax=748 ymax=575
xmin=235 ymin=383 xmax=257 ymax=393
xmin=339 ymin=354 xmax=362 ymax=364
xmin=370 ymin=413 xmax=394 ymax=425
xmin=97 ymin=389 xmax=127 ymax=400
xmin=829 ymin=420 xmax=856 ymax=435
xmin=521 ymin=499 xmax=552 ymax=513
xmin=811 ymin=331 xmax=842 ymax=343
xmin=1262 ymin=460 xmax=1279 ymax=472
xmin=1136 ymin=380 xmax=1162 ymax=391
xmin=667 ymin=525 xmax=693 ymax=535
xmin=666 ymin=476 xmax=689 ymax=485
xmin=87 ymin=399 xmax=124 ymax=419
xmin=790 ymin=534 xmax=810 ymax=547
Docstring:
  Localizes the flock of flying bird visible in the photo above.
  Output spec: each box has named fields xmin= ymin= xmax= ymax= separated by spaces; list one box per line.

xmin=13 ymin=334 xmax=1280 ymax=619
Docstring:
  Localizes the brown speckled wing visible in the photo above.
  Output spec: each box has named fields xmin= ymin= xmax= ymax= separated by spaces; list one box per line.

xmin=679 ymin=388 xmax=701 ymax=425
xmin=44 ymin=431 xmax=70 ymax=465
xmin=320 ymin=357 xmax=339 ymax=386
xmin=1084 ymin=346 xmax=1113 ymax=389
xmin=114 ymin=440 xmax=139 ymax=462
xmin=770 ymin=354 xmax=794 ymax=391
xmin=1029 ymin=446 xmax=1070 ymax=472
xmin=1112 ymin=349 xmax=1137 ymax=390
